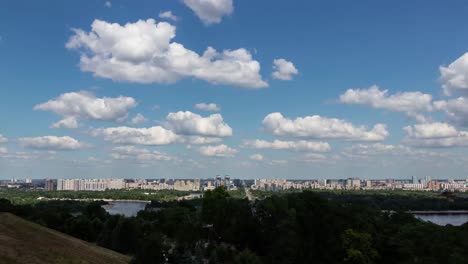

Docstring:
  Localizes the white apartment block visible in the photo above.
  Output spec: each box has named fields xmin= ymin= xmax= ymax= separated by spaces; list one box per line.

xmin=57 ymin=178 xmax=125 ymax=191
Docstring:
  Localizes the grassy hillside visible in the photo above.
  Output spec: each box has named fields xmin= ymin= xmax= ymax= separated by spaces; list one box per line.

xmin=0 ymin=213 xmax=131 ymax=264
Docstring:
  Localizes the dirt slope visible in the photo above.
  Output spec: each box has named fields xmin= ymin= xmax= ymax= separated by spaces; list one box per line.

xmin=0 ymin=213 xmax=131 ymax=264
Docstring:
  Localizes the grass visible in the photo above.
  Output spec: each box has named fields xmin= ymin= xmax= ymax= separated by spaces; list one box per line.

xmin=0 ymin=213 xmax=131 ymax=264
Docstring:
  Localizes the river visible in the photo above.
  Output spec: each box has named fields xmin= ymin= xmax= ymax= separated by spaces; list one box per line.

xmin=103 ymin=201 xmax=148 ymax=217
xmin=102 ymin=202 xmax=468 ymax=225
xmin=413 ymin=213 xmax=468 ymax=226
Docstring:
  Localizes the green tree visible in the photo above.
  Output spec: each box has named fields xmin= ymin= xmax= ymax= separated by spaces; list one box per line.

xmin=0 ymin=198 xmax=13 ymax=212
xmin=342 ymin=229 xmax=379 ymax=264
xmin=234 ymin=249 xmax=263 ymax=264
xmin=132 ymin=233 xmax=168 ymax=264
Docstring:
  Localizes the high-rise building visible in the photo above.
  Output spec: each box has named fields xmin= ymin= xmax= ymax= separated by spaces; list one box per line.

xmin=45 ymin=179 xmax=54 ymax=191
xmin=56 ymin=178 xmax=125 ymax=191
xmin=215 ymin=175 xmax=223 ymax=187
xmin=346 ymin=178 xmax=361 ymax=189
xmin=224 ymin=175 xmax=231 ymax=190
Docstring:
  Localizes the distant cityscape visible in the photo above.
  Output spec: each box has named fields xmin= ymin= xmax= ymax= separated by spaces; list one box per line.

xmin=2 ymin=175 xmax=468 ymax=192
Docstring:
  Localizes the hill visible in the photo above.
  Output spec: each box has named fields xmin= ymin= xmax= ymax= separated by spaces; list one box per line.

xmin=0 ymin=213 xmax=131 ymax=264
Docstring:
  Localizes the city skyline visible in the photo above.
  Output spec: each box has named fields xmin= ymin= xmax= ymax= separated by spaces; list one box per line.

xmin=5 ymin=176 xmax=468 ymax=193
xmin=2 ymin=0 xmax=468 ymax=179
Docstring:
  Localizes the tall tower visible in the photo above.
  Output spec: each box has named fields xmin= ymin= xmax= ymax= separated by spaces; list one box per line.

xmin=45 ymin=179 xmax=54 ymax=191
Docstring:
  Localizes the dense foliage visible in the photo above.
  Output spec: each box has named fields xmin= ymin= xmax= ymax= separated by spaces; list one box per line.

xmin=252 ymin=189 xmax=468 ymax=211
xmin=0 ymin=189 xmax=190 ymax=204
xmin=1 ymin=188 xmax=468 ymax=263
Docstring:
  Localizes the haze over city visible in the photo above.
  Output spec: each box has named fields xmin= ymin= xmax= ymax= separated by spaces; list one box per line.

xmin=2 ymin=0 xmax=468 ymax=180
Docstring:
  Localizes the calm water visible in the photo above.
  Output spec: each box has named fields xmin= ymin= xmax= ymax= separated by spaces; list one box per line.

xmin=103 ymin=201 xmax=148 ymax=217
xmin=102 ymin=203 xmax=468 ymax=225
xmin=414 ymin=214 xmax=468 ymax=226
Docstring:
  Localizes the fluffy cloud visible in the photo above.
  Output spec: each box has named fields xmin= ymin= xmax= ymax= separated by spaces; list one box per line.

xmin=249 ymin=154 xmax=264 ymax=161
xmin=195 ymin=103 xmax=220 ymax=112
xmin=262 ymin=112 xmax=389 ymax=141
xmin=166 ymin=111 xmax=232 ymax=137
xmin=111 ymin=146 xmax=174 ymax=162
xmin=66 ymin=19 xmax=267 ymax=88
xmin=434 ymin=97 xmax=468 ymax=126
xmin=0 ymin=147 xmax=7 ymax=154
xmin=339 ymin=85 xmax=433 ymax=121
xmin=440 ymin=53 xmax=468 ymax=96
xmin=51 ymin=117 xmax=79 ymax=129
xmin=91 ymin=126 xmax=178 ymax=145
xmin=159 ymin=11 xmax=178 ymax=21
xmin=91 ymin=125 xmax=222 ymax=146
xmin=0 ymin=134 xmax=7 ymax=143
xmin=179 ymin=136 xmax=222 ymax=145
xmin=272 ymin=59 xmax=298 ymax=80
xmin=403 ymin=122 xmax=468 ymax=147
xmin=182 ymin=0 xmax=233 ymax=25
xmin=345 ymin=143 xmax=411 ymax=156
xmin=342 ymin=143 xmax=448 ymax=158
xmin=18 ymin=136 xmax=89 ymax=150
xmin=34 ymin=91 xmax=137 ymax=128
xmin=90 ymin=110 xmax=230 ymax=146
xmin=104 ymin=1 xmax=111 ymax=7
xmin=112 ymin=146 xmax=149 ymax=155
xmin=403 ymin=122 xmax=458 ymax=139
xmin=197 ymin=144 xmax=238 ymax=157
xmin=243 ymin=139 xmax=331 ymax=152
xmin=131 ymin=113 xmax=148 ymax=125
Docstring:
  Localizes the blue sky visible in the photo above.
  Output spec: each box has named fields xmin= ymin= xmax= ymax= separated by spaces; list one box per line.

xmin=1 ymin=0 xmax=468 ymax=180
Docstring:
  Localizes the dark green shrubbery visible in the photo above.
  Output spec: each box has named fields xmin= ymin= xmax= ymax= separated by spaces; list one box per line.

xmin=3 ymin=188 xmax=468 ymax=263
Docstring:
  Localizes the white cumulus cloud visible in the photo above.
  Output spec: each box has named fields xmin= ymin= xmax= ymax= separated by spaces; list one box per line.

xmin=440 ymin=53 xmax=468 ymax=96
xmin=342 ymin=143 xmax=448 ymax=159
xmin=403 ymin=122 xmax=468 ymax=147
xmin=51 ymin=117 xmax=79 ymax=129
xmin=272 ymin=58 xmax=298 ymax=80
xmin=262 ymin=112 xmax=389 ymax=141
xmin=242 ymin=139 xmax=331 ymax=152
xmin=165 ymin=111 xmax=232 ymax=137
xmin=197 ymin=144 xmax=238 ymax=157
xmin=66 ymin=19 xmax=267 ymax=89
xmin=159 ymin=11 xmax=178 ymax=21
xmin=434 ymin=97 xmax=468 ymax=126
xmin=91 ymin=126 xmax=179 ymax=145
xmin=179 ymin=136 xmax=223 ymax=145
xmin=339 ymin=85 xmax=433 ymax=121
xmin=0 ymin=134 xmax=7 ymax=143
xmin=111 ymin=146 xmax=174 ymax=162
xmin=131 ymin=113 xmax=148 ymax=125
xmin=91 ymin=110 xmax=230 ymax=147
xmin=195 ymin=103 xmax=220 ymax=112
xmin=403 ymin=122 xmax=458 ymax=139
xmin=183 ymin=0 xmax=233 ymax=25
xmin=34 ymin=91 xmax=137 ymax=128
xmin=249 ymin=153 xmax=263 ymax=161
xmin=18 ymin=136 xmax=89 ymax=150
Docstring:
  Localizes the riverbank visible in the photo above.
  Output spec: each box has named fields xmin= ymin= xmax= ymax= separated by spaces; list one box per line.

xmin=409 ymin=210 xmax=468 ymax=214
xmin=37 ymin=197 xmax=151 ymax=203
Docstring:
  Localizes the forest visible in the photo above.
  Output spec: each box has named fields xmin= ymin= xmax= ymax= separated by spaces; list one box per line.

xmin=1 ymin=188 xmax=468 ymax=263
